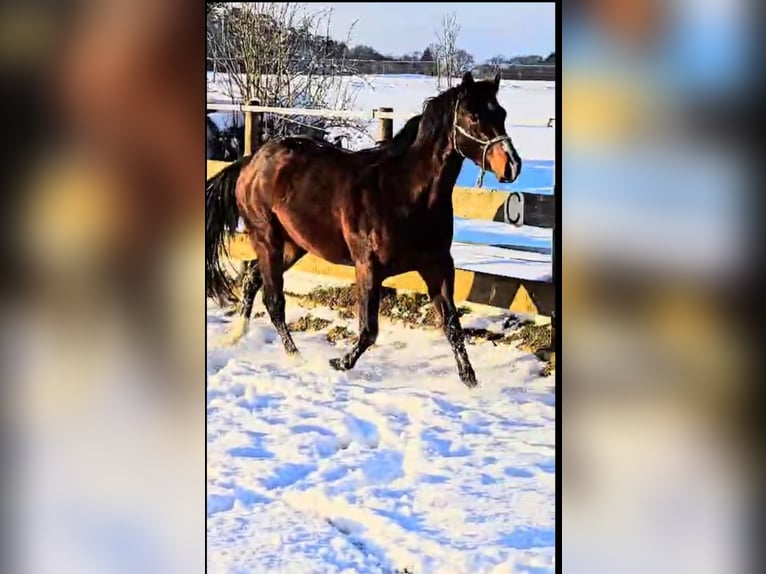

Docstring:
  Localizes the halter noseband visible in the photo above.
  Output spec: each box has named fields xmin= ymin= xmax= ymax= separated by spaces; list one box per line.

xmin=452 ymin=99 xmax=512 ymax=188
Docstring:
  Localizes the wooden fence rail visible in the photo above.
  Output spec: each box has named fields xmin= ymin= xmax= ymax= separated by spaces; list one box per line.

xmin=206 ymin=101 xmax=555 ymax=129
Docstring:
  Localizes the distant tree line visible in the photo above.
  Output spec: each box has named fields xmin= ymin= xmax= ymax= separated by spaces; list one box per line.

xmin=206 ymin=3 xmax=555 ymax=81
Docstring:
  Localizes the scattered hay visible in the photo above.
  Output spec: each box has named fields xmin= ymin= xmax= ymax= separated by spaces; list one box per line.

xmin=380 ymin=291 xmax=438 ymax=327
xmin=538 ymin=352 xmax=556 ymax=377
xmin=288 ymin=314 xmax=332 ymax=332
xmin=326 ymin=325 xmax=355 ymax=345
xmin=507 ymin=323 xmax=552 ymax=353
xmin=287 ymin=283 xmax=555 ymax=375
xmin=298 ymin=285 xmax=359 ymax=310
xmin=502 ymin=315 xmax=535 ymax=330
xmin=462 ymin=327 xmax=505 ymax=344
xmin=457 ymin=319 xmax=555 ymax=375
xmin=288 ymin=285 xmax=471 ymax=329
xmin=338 ymin=308 xmax=355 ymax=319
xmin=297 ymin=286 xmax=437 ymax=327
xmin=505 ymin=322 xmax=555 ymax=376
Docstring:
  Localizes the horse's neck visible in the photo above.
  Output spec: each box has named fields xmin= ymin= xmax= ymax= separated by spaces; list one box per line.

xmin=409 ymin=133 xmax=463 ymax=204
xmin=437 ymin=150 xmax=464 ymax=187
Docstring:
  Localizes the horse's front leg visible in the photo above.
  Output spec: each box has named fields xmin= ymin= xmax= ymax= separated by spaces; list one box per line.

xmin=419 ymin=256 xmax=477 ymax=388
xmin=330 ymin=263 xmax=381 ymax=372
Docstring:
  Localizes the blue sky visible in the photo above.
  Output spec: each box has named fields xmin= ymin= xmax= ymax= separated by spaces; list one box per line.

xmin=309 ymin=2 xmax=556 ymax=62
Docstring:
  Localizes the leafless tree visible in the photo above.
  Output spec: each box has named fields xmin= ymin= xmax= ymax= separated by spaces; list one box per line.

xmin=425 ymin=42 xmax=443 ymax=87
xmin=434 ymin=12 xmax=460 ymax=89
xmin=207 ymin=3 xmax=368 ymax=142
xmin=486 ymin=55 xmax=506 ymax=72
xmin=454 ymin=49 xmax=475 ymax=74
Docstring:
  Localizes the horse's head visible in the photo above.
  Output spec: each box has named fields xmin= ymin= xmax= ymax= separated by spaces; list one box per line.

xmin=453 ymin=71 xmax=522 ymax=184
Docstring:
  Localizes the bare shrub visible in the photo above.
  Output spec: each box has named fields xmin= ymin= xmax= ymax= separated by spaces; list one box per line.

xmin=207 ymin=3 xmax=368 ymax=142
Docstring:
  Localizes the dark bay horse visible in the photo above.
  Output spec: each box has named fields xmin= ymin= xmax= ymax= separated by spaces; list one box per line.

xmin=206 ymin=72 xmax=521 ymax=387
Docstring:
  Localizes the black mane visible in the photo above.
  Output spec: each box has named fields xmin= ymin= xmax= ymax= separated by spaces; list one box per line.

xmin=387 ymin=113 xmax=422 ymax=155
xmin=372 ymin=113 xmax=422 ymax=157
xmin=281 ymin=113 xmax=422 ymax=159
xmin=417 ymin=84 xmax=464 ymax=145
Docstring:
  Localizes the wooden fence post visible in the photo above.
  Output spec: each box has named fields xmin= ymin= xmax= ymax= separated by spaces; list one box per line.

xmin=244 ymin=99 xmax=261 ymax=156
xmin=376 ymin=107 xmax=393 ymax=144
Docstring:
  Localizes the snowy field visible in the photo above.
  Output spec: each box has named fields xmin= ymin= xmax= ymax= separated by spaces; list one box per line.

xmin=208 ymin=272 xmax=555 ymax=574
xmin=207 ymin=75 xmax=557 ymax=573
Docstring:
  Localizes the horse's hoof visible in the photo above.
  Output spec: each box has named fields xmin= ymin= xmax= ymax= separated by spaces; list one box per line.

xmin=329 ymin=357 xmax=348 ymax=371
xmin=220 ymin=334 xmax=246 ymax=347
xmin=286 ymin=348 xmax=302 ymax=360
xmin=219 ymin=317 xmax=249 ymax=346
xmin=460 ymin=369 xmax=478 ymax=388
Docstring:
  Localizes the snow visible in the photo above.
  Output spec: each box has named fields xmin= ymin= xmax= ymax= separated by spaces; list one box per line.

xmin=207 ymin=74 xmax=556 ymax=573
xmin=454 ymin=219 xmax=552 ymax=254
xmin=450 ymin=243 xmax=552 ymax=282
xmin=208 ymin=271 xmax=555 ymax=574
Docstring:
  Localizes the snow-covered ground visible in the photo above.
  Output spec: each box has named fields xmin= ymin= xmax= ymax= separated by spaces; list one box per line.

xmin=208 ymin=272 xmax=555 ymax=574
xmin=207 ymin=75 xmax=556 ymax=573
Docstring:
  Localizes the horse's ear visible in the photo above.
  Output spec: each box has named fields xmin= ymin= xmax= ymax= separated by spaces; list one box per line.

xmin=493 ymin=72 xmax=501 ymax=92
xmin=462 ymin=71 xmax=474 ymax=86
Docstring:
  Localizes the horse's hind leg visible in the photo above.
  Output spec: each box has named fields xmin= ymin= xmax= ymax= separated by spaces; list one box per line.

xmin=221 ymin=259 xmax=263 ymax=343
xmin=239 ymin=260 xmax=263 ymax=319
xmin=222 ymin=241 xmax=306 ymax=344
xmin=223 ymin=235 xmax=305 ymax=348
xmin=419 ymin=256 xmax=477 ymax=388
xmin=330 ymin=262 xmax=381 ymax=371
xmin=255 ymin=228 xmax=301 ymax=356
xmin=224 ymin=260 xmax=262 ymax=316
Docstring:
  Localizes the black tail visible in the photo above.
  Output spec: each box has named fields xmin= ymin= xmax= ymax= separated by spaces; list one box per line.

xmin=206 ymin=157 xmax=249 ymax=307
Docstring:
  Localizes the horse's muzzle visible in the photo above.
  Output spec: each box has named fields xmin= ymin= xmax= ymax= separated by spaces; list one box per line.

xmin=496 ymin=141 xmax=521 ymax=184
xmin=498 ymin=156 xmax=521 ymax=183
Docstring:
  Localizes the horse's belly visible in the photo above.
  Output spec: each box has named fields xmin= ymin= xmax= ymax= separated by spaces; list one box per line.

xmin=275 ymin=210 xmax=350 ymax=265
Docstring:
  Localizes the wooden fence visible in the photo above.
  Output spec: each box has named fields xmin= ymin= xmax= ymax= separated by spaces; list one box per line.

xmin=206 ymin=101 xmax=555 ymax=154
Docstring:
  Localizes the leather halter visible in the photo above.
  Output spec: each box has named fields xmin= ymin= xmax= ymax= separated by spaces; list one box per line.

xmin=451 ymin=99 xmax=512 ymax=188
